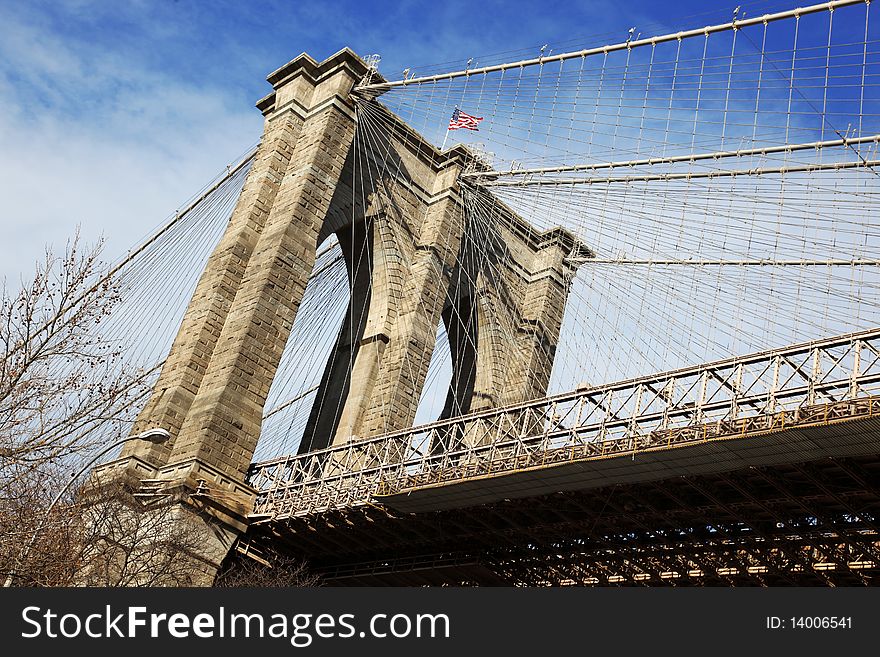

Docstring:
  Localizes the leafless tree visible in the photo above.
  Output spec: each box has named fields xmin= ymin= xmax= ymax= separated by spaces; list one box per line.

xmin=215 ymin=548 xmax=323 ymax=587
xmin=0 ymin=234 xmax=316 ymax=587
xmin=74 ymin=482 xmax=215 ymax=587
xmin=0 ymin=465 xmax=80 ymax=586
xmin=1 ymin=479 xmax=210 ymax=587
xmin=0 ymin=233 xmax=163 ymax=585
xmin=0 ymin=233 xmax=152 ymax=498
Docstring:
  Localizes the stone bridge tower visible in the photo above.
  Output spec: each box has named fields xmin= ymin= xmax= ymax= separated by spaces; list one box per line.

xmin=95 ymin=49 xmax=586 ymax=585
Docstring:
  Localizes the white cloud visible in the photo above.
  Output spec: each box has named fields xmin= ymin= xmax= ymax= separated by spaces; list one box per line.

xmin=0 ymin=3 xmax=262 ymax=284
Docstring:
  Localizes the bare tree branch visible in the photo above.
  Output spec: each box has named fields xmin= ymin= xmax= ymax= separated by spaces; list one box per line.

xmin=0 ymin=231 xmax=151 ymax=498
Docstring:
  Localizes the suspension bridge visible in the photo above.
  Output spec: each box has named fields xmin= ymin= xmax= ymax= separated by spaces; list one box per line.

xmin=69 ymin=0 xmax=880 ymax=585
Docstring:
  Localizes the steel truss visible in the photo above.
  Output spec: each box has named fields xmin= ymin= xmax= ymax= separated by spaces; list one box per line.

xmin=242 ymin=454 xmax=880 ymax=586
xmin=248 ymin=327 xmax=880 ymax=519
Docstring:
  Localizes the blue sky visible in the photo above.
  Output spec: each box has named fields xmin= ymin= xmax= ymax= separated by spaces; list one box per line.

xmin=0 ymin=0 xmax=817 ymax=282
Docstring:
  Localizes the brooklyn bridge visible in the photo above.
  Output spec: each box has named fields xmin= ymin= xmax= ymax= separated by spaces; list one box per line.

xmin=36 ymin=0 xmax=880 ymax=585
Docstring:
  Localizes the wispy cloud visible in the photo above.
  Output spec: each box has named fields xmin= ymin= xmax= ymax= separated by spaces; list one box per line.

xmin=0 ymin=0 xmax=714 ymax=283
xmin=0 ymin=1 xmax=260 ymax=282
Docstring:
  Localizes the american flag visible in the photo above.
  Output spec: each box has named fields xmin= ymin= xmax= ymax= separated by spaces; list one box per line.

xmin=448 ymin=107 xmax=483 ymax=131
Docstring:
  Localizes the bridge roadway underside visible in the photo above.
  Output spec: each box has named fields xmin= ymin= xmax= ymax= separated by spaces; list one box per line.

xmin=244 ymin=447 xmax=880 ymax=586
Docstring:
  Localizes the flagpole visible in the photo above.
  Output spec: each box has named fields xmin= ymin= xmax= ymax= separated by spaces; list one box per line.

xmin=441 ymin=106 xmax=457 ymax=151
xmin=441 ymin=127 xmax=451 ymax=151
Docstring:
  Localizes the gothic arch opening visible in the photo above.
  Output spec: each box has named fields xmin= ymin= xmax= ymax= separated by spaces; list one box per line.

xmin=413 ymin=320 xmax=454 ymax=426
xmin=254 ymin=235 xmax=349 ymax=460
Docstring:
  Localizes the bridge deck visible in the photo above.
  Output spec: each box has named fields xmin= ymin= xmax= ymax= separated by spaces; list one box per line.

xmin=376 ymin=399 xmax=880 ymax=512
xmin=244 ymin=443 xmax=880 ymax=585
xmin=249 ymin=328 xmax=880 ymax=518
xmin=240 ymin=329 xmax=880 ymax=585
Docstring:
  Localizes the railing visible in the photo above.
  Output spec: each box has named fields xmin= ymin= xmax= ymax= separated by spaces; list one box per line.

xmin=248 ymin=328 xmax=880 ymax=519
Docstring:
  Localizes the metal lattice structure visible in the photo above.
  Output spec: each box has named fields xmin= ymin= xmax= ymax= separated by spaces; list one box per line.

xmin=239 ymin=324 xmax=880 ymax=586
xmin=248 ymin=327 xmax=880 ymax=518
